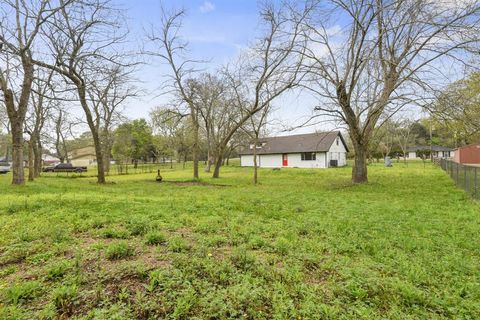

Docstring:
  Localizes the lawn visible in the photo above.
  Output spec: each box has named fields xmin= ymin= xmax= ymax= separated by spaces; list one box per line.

xmin=0 ymin=162 xmax=479 ymax=319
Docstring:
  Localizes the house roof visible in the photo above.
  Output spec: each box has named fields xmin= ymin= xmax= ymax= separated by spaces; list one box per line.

xmin=406 ymin=145 xmax=453 ymax=152
xmin=239 ymin=131 xmax=348 ymax=155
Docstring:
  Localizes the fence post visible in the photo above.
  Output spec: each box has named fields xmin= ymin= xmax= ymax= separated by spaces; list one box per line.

xmin=464 ymin=165 xmax=467 ymax=191
xmin=456 ymin=163 xmax=459 ymax=184
xmin=475 ymin=167 xmax=478 ymax=199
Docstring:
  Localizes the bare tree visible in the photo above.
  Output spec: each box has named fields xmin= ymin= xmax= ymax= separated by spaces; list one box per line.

xmin=206 ymin=3 xmax=310 ymax=178
xmin=33 ymin=0 xmax=133 ymax=183
xmin=192 ymin=73 xmax=232 ymax=173
xmin=25 ymin=70 xmax=55 ymax=180
xmin=0 ymin=0 xmax=71 ymax=184
xmin=89 ymin=66 xmax=136 ymax=173
xmin=146 ymin=7 xmax=203 ymax=179
xmin=396 ymin=119 xmax=415 ymax=164
xmin=300 ymin=0 xmax=480 ymax=183
xmin=245 ymin=102 xmax=275 ymax=185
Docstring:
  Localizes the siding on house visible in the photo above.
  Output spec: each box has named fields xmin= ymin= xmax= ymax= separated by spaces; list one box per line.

xmin=327 ymin=136 xmax=347 ymax=166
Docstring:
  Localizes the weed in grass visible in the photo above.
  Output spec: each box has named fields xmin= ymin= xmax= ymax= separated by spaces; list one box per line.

xmin=51 ymin=284 xmax=78 ymax=316
xmin=275 ymin=237 xmax=291 ymax=255
xmin=27 ymin=251 xmax=56 ymax=265
xmin=173 ymin=287 xmax=197 ymax=319
xmin=230 ymin=247 xmax=256 ymax=270
xmin=247 ymin=235 xmax=267 ymax=250
xmin=168 ymin=236 xmax=189 ymax=252
xmin=45 ymin=261 xmax=70 ymax=281
xmin=4 ymin=281 xmax=41 ymax=305
xmin=127 ymin=218 xmax=149 ymax=236
xmin=145 ymin=231 xmax=166 ymax=245
xmin=105 ymin=241 xmax=134 ymax=260
xmin=101 ymin=227 xmax=130 ymax=239
xmin=50 ymin=227 xmax=69 ymax=243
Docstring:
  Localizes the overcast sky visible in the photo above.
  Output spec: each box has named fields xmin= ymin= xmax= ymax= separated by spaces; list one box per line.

xmin=115 ymin=0 xmax=331 ymax=136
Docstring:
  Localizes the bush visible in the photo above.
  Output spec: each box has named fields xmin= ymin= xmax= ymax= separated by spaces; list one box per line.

xmin=105 ymin=242 xmax=134 ymax=260
xmin=145 ymin=231 xmax=166 ymax=246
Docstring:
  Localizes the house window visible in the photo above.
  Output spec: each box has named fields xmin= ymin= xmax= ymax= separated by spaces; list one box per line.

xmin=301 ymin=152 xmax=316 ymax=161
xmin=336 ymin=137 xmax=339 ymax=146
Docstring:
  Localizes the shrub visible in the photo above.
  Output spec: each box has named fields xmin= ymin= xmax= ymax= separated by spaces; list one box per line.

xmin=168 ymin=236 xmax=189 ymax=253
xmin=4 ymin=281 xmax=41 ymax=305
xmin=105 ymin=242 xmax=134 ymax=260
xmin=145 ymin=231 xmax=166 ymax=246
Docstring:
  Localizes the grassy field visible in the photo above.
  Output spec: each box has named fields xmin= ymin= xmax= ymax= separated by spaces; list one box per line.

xmin=0 ymin=162 xmax=479 ymax=319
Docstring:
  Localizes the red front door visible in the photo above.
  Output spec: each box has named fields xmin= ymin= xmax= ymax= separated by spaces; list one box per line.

xmin=282 ymin=154 xmax=288 ymax=167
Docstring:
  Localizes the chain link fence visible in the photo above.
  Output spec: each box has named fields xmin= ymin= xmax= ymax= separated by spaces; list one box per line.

xmin=439 ymin=158 xmax=479 ymax=200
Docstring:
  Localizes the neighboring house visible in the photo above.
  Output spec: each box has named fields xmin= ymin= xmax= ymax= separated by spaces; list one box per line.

xmin=68 ymin=146 xmax=97 ymax=167
xmin=42 ymin=154 xmax=60 ymax=165
xmin=239 ymin=131 xmax=349 ymax=168
xmin=453 ymin=143 xmax=480 ymax=165
xmin=406 ymin=145 xmax=454 ymax=159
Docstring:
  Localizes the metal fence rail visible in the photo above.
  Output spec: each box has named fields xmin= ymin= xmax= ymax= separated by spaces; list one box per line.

xmin=439 ymin=159 xmax=479 ymax=200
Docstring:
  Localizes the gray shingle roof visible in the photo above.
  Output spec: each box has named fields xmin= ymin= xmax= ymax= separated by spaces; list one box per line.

xmin=406 ymin=145 xmax=453 ymax=152
xmin=239 ymin=131 xmax=348 ymax=155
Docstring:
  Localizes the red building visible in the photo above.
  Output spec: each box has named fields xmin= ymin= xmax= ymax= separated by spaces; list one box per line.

xmin=453 ymin=143 xmax=480 ymax=165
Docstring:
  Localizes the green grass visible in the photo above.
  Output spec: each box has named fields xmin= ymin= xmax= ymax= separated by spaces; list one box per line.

xmin=0 ymin=161 xmax=479 ymax=319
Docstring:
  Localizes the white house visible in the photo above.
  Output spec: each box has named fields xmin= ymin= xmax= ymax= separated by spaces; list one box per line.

xmin=239 ymin=131 xmax=349 ymax=168
xmin=406 ymin=145 xmax=454 ymax=160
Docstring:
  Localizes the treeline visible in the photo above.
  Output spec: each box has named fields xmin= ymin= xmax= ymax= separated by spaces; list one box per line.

xmin=1 ymin=1 xmax=478 ymax=185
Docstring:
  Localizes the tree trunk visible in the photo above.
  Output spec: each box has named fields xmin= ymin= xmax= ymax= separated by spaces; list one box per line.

xmin=212 ymin=154 xmax=223 ymax=178
xmin=253 ymin=147 xmax=258 ymax=185
xmin=34 ymin=137 xmax=42 ymax=178
xmin=28 ymin=139 xmax=34 ymax=182
xmin=192 ymin=121 xmax=199 ymax=179
xmin=204 ymin=154 xmax=212 ymax=172
xmin=92 ymin=133 xmax=106 ymax=184
xmin=352 ymin=142 xmax=368 ymax=183
xmin=104 ymin=153 xmax=110 ymax=173
xmin=11 ymin=121 xmax=25 ymax=185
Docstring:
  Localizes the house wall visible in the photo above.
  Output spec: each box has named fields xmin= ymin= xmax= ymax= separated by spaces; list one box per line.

xmin=258 ymin=154 xmax=283 ymax=168
xmin=408 ymin=150 xmax=454 ymax=160
xmin=240 ymin=152 xmax=328 ymax=168
xmin=327 ymin=137 xmax=347 ymax=166
xmin=71 ymin=155 xmax=97 ymax=167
